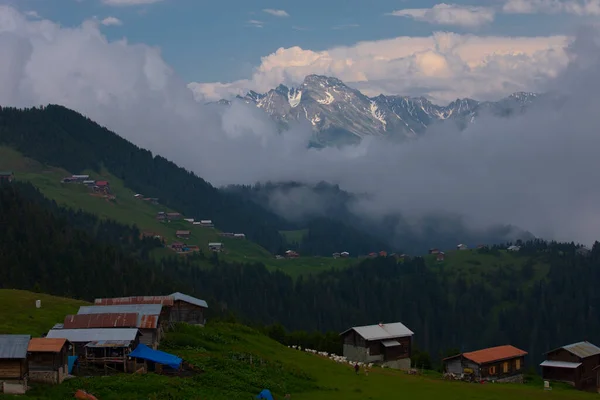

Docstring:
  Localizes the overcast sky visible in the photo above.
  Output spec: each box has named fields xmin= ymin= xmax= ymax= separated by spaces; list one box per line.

xmin=0 ymin=5 xmax=599 ymax=244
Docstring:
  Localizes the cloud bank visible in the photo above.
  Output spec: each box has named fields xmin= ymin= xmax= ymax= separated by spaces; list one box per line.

xmin=190 ymin=33 xmax=570 ymax=104
xmin=1 ymin=6 xmax=600 ymax=245
xmin=388 ymin=4 xmax=496 ymax=28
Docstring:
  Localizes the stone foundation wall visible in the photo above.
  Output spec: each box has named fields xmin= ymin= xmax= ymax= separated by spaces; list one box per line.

xmin=383 ymin=358 xmax=411 ymax=370
xmin=29 ymin=371 xmax=58 ymax=385
xmin=489 ymin=374 xmax=524 ymax=384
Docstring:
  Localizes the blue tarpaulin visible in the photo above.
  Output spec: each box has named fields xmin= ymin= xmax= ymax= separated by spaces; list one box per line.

xmin=68 ymin=356 xmax=78 ymax=374
xmin=128 ymin=344 xmax=182 ymax=369
xmin=255 ymin=389 xmax=274 ymax=400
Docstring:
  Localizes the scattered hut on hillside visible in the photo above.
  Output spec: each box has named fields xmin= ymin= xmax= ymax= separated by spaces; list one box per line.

xmin=340 ymin=322 xmax=414 ymax=370
xmin=540 ymin=341 xmax=600 ymax=390
xmin=443 ymin=345 xmax=527 ymax=383
xmin=0 ymin=335 xmax=30 ymax=394
xmin=457 ymin=244 xmax=468 ymax=250
xmin=76 ymin=304 xmax=164 ymax=348
xmin=175 ymin=230 xmax=191 ymax=239
xmin=0 ymin=171 xmax=14 ymax=183
xmin=209 ymin=242 xmax=224 ymax=252
xmin=45 ymin=328 xmax=141 ymax=373
xmin=27 ymin=338 xmax=71 ymax=385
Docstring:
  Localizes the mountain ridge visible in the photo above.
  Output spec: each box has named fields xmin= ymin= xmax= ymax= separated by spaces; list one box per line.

xmin=213 ymin=74 xmax=541 ymax=145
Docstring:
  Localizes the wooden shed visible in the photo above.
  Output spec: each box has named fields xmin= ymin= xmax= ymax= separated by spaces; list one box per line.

xmin=541 ymin=341 xmax=600 ymax=391
xmin=27 ymin=338 xmax=71 ymax=384
xmin=443 ymin=345 xmax=527 ymax=383
xmin=340 ymin=322 xmax=414 ymax=370
xmin=168 ymin=292 xmax=208 ymax=326
xmin=0 ymin=334 xmax=30 ymax=394
xmin=75 ymin=305 xmax=164 ymax=349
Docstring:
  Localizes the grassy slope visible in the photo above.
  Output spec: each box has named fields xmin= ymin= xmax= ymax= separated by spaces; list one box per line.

xmin=0 ymin=290 xmax=590 ymax=400
xmin=0 ymin=146 xmax=355 ymax=277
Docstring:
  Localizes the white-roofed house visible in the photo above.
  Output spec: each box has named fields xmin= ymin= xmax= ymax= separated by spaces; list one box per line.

xmin=540 ymin=340 xmax=600 ymax=390
xmin=339 ymin=322 xmax=414 ymax=369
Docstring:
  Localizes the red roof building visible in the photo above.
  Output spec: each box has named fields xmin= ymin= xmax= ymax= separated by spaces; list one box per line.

xmin=443 ymin=345 xmax=528 ymax=382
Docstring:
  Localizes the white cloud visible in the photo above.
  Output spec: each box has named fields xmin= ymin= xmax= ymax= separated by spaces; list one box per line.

xmin=102 ymin=0 xmax=164 ymax=6
xmin=2 ymin=5 xmax=600 ymax=245
xmin=388 ymin=3 xmax=495 ymax=27
xmin=246 ymin=20 xmax=264 ymax=28
xmin=503 ymin=0 xmax=600 ymax=15
xmin=101 ymin=17 xmax=123 ymax=26
xmin=191 ymin=33 xmax=570 ymax=104
xmin=262 ymin=9 xmax=289 ymax=17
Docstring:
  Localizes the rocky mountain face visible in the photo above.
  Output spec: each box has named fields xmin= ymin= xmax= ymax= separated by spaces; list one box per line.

xmin=215 ymin=75 xmax=540 ymax=146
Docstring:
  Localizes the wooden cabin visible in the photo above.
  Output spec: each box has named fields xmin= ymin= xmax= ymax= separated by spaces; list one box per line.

xmin=443 ymin=345 xmax=527 ymax=383
xmin=0 ymin=334 xmax=30 ymax=394
xmin=75 ymin=305 xmax=164 ymax=349
xmin=27 ymin=338 xmax=71 ymax=384
xmin=168 ymin=292 xmax=209 ymax=326
xmin=340 ymin=322 xmax=414 ymax=370
xmin=541 ymin=341 xmax=600 ymax=390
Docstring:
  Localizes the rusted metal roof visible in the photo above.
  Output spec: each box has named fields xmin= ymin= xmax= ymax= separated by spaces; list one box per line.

xmin=462 ymin=345 xmax=527 ymax=365
xmin=64 ymin=313 xmax=138 ymax=329
xmin=139 ymin=315 xmax=159 ymax=329
xmin=0 ymin=335 xmax=30 ymax=359
xmin=94 ymin=296 xmax=174 ymax=306
xmin=78 ymin=304 xmax=162 ymax=316
xmin=28 ymin=338 xmax=68 ymax=353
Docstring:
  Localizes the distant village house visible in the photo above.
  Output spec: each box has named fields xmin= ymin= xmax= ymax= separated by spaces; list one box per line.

xmin=199 ymin=220 xmax=214 ymax=228
xmin=285 ymin=250 xmax=299 ymax=259
xmin=176 ymin=230 xmax=191 ymax=239
xmin=507 ymin=245 xmax=521 ymax=252
xmin=0 ymin=171 xmax=14 ymax=183
xmin=333 ymin=252 xmax=341 ymax=259
xmin=429 ymin=248 xmax=440 ymax=254
xmin=340 ymin=322 xmax=414 ymax=370
xmin=457 ymin=244 xmax=468 ymax=250
xmin=437 ymin=252 xmax=446 ymax=262
xmin=166 ymin=213 xmax=182 ymax=221
xmin=443 ymin=345 xmax=527 ymax=383
xmin=209 ymin=242 xmax=224 ymax=252
xmin=540 ymin=341 xmax=600 ymax=391
xmin=233 ymin=233 xmax=246 ymax=239
xmin=341 ymin=251 xmax=350 ymax=258
xmin=0 ymin=334 xmax=30 ymax=394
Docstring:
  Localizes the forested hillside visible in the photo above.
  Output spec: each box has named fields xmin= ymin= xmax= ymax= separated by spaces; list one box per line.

xmin=2 ymin=181 xmax=600 ymax=370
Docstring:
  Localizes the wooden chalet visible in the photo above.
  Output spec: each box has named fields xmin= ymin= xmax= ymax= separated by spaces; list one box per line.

xmin=76 ymin=305 xmax=164 ymax=348
xmin=436 ymin=252 xmax=446 ymax=262
xmin=0 ymin=335 xmax=30 ymax=394
xmin=457 ymin=244 xmax=468 ymax=250
xmin=45 ymin=328 xmax=141 ymax=373
xmin=92 ymin=293 xmax=209 ymax=327
xmin=209 ymin=242 xmax=224 ymax=252
xmin=166 ymin=213 xmax=182 ymax=221
xmin=541 ymin=341 xmax=600 ymax=390
xmin=443 ymin=345 xmax=527 ymax=383
xmin=27 ymin=338 xmax=71 ymax=385
xmin=0 ymin=171 xmax=14 ymax=183
xmin=340 ymin=322 xmax=414 ymax=370
xmin=429 ymin=248 xmax=440 ymax=254
xmin=199 ymin=220 xmax=214 ymax=227
xmin=176 ymin=230 xmax=191 ymax=239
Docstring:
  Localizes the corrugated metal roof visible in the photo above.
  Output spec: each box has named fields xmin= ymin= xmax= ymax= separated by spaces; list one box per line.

xmin=46 ymin=328 xmax=140 ymax=343
xmin=0 ymin=335 xmax=30 ymax=359
xmin=463 ymin=345 xmax=527 ymax=365
xmin=340 ymin=322 xmax=414 ymax=341
xmin=381 ymin=340 xmax=401 ymax=347
xmin=85 ymin=340 xmax=132 ymax=348
xmin=64 ymin=313 xmax=138 ymax=329
xmin=94 ymin=296 xmax=174 ymax=306
xmin=78 ymin=304 xmax=163 ymax=316
xmin=139 ymin=315 xmax=159 ymax=329
xmin=562 ymin=341 xmax=600 ymax=358
xmin=28 ymin=338 xmax=68 ymax=353
xmin=170 ymin=292 xmax=208 ymax=308
xmin=540 ymin=360 xmax=582 ymax=369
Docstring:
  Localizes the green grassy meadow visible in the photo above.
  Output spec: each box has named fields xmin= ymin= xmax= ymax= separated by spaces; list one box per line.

xmin=0 ymin=146 xmax=358 ymax=277
xmin=0 ymin=290 xmax=591 ymax=400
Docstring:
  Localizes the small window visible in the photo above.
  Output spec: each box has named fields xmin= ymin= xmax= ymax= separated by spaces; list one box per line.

xmin=515 ymin=359 xmax=521 ymax=370
xmin=503 ymin=362 xmax=509 ymax=373
xmin=489 ymin=366 xmax=497 ymax=375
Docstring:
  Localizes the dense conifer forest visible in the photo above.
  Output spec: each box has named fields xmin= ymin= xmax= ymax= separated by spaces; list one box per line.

xmin=2 ymin=181 xmax=600 ymax=369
